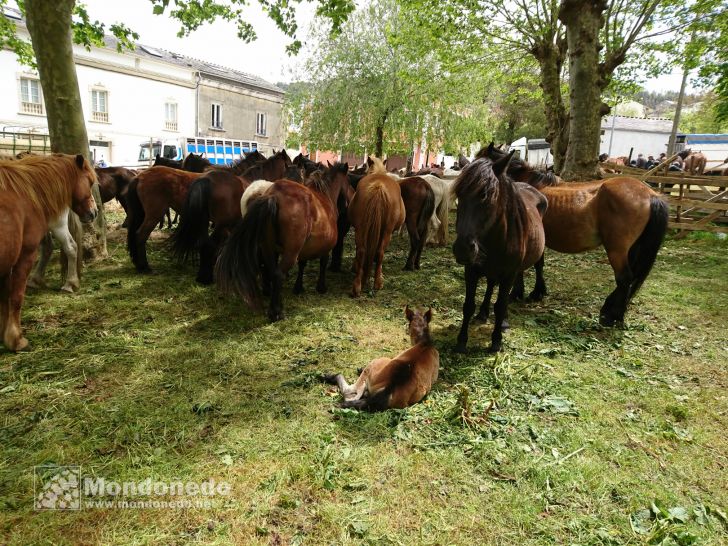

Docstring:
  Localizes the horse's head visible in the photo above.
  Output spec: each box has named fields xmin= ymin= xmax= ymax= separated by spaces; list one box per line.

xmin=452 ymin=153 xmax=513 ymax=265
xmin=71 ymin=154 xmax=99 ymax=223
xmin=325 ymin=161 xmax=352 ymax=203
xmin=405 ymin=305 xmax=432 ymax=345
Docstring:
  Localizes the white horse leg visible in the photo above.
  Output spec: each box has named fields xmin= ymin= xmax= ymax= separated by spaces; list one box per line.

xmin=51 ymin=213 xmax=80 ymax=293
xmin=27 ymin=233 xmax=54 ymax=289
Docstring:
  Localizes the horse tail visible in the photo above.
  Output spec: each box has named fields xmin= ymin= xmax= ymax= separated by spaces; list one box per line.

xmin=126 ymin=177 xmax=144 ymax=267
xmin=627 ymin=196 xmax=669 ymax=300
xmin=215 ymin=195 xmax=278 ymax=308
xmin=169 ymin=177 xmax=211 ymax=263
xmin=418 ymin=182 xmax=436 ymax=238
xmin=361 ymin=185 xmax=386 ymax=271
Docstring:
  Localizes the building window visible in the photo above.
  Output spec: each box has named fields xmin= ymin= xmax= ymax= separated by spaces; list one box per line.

xmin=91 ymin=89 xmax=109 ymax=123
xmin=211 ymin=103 xmax=222 ymax=129
xmin=256 ymin=112 xmax=267 ymax=136
xmin=19 ymin=77 xmax=43 ymax=115
xmin=164 ymin=102 xmax=178 ymax=131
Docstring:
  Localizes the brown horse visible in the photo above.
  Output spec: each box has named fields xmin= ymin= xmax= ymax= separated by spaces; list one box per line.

xmin=483 ymin=143 xmax=669 ymax=326
xmin=168 ymin=170 xmax=251 ymax=284
xmin=323 ymin=306 xmax=439 ymax=410
xmin=181 ymin=150 xmax=265 ymax=175
xmin=684 ymin=151 xmax=707 ymax=175
xmin=348 ymin=157 xmax=405 ymax=297
xmin=239 ymin=150 xmax=291 ymax=183
xmin=126 ymin=166 xmax=205 ymax=272
xmin=398 ymin=176 xmax=436 ymax=270
xmin=0 ymin=154 xmax=98 ymax=351
xmin=452 ymin=153 xmax=547 ymax=353
xmin=215 ymin=171 xmax=346 ymax=321
xmin=96 ymin=166 xmax=136 ymax=225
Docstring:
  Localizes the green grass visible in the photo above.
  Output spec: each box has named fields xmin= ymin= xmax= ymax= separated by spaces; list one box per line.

xmin=1 ymin=210 xmax=727 ymax=545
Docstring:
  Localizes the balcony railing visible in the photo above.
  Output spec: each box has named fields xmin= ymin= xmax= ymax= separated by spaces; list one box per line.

xmin=92 ymin=111 xmax=109 ymax=123
xmin=164 ymin=120 xmax=178 ymax=131
xmin=21 ymin=101 xmax=43 ymax=115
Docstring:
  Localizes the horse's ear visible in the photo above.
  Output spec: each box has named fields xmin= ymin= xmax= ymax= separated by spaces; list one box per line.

xmin=343 ymin=162 xmax=349 ymax=171
xmin=327 ymin=160 xmax=333 ymax=168
xmin=75 ymin=154 xmax=85 ymax=168
xmin=405 ymin=305 xmax=414 ymax=321
xmin=424 ymin=307 xmax=433 ymax=323
xmin=488 ymin=142 xmax=495 ymax=152
xmin=383 ymin=158 xmax=388 ymax=167
xmin=492 ymin=149 xmax=515 ymax=176
xmin=367 ymin=156 xmax=373 ymax=166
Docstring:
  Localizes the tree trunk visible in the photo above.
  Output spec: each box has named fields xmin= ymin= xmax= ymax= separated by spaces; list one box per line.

xmin=375 ymin=109 xmax=390 ymax=158
xmin=558 ymin=0 xmax=608 ymax=181
xmin=534 ymin=43 xmax=569 ymax=174
xmin=25 ymin=0 xmax=107 ymax=262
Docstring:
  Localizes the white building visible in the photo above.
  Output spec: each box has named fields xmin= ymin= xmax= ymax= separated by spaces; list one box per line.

xmin=1 ymin=7 xmax=284 ymax=166
xmin=600 ymin=115 xmax=673 ymax=159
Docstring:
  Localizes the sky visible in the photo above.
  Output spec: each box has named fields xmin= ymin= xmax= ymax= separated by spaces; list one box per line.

xmin=39 ymin=0 xmax=694 ymax=93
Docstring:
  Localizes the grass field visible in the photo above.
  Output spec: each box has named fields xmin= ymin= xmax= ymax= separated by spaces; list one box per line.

xmin=1 ymin=209 xmax=727 ymax=545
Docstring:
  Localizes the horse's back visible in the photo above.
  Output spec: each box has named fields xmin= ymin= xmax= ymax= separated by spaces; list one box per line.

xmin=350 ymin=174 xmax=404 ymax=229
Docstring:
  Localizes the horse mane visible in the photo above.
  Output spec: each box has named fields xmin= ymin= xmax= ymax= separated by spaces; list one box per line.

xmin=477 ymin=145 xmax=532 ymax=181
xmin=367 ymin=157 xmax=387 ymax=175
xmin=0 ymin=153 xmax=93 ymax=219
xmin=526 ymin=169 xmax=559 ymax=188
xmin=304 ymin=170 xmax=329 ymax=194
xmin=453 ymin=158 xmax=529 ymax=257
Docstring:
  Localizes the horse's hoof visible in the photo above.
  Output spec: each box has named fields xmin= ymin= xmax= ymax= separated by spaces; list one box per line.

xmin=487 ymin=343 xmax=502 ymax=353
xmin=374 ymin=279 xmax=384 ymax=290
xmin=527 ymin=291 xmax=545 ymax=302
xmin=60 ymin=284 xmax=76 ymax=294
xmin=403 ymin=264 xmax=414 ymax=271
xmin=501 ymin=320 xmax=510 ymax=331
xmin=454 ymin=343 xmax=468 ymax=354
xmin=509 ymin=293 xmax=524 ymax=302
xmin=599 ymin=315 xmax=616 ymax=327
xmin=137 ymin=266 xmax=153 ymax=275
xmin=9 ymin=337 xmax=29 ymax=352
xmin=329 ymin=265 xmax=341 ymax=273
xmin=196 ymin=276 xmax=214 ymax=286
xmin=474 ymin=312 xmax=488 ymax=322
xmin=350 ymin=290 xmax=360 ymax=298
xmin=316 ymin=283 xmax=327 ymax=294
xmin=26 ymin=278 xmax=44 ymax=290
xmin=269 ymin=312 xmax=284 ymax=322
xmin=293 ymin=285 xmax=304 ymax=295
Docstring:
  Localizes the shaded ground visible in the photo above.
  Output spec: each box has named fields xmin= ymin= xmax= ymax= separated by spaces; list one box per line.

xmin=1 ymin=210 xmax=726 ymax=545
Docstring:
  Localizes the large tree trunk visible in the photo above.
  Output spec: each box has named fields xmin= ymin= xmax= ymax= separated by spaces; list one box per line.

xmin=558 ymin=0 xmax=609 ymax=181
xmin=538 ymin=55 xmax=569 ymax=173
xmin=25 ymin=0 xmax=107 ymax=263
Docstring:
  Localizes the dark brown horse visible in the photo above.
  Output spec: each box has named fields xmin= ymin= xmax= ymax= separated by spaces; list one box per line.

xmin=348 ymin=157 xmax=405 ymax=297
xmin=154 ymin=155 xmax=182 ymax=169
xmin=483 ymin=143 xmax=669 ymax=326
xmin=168 ymin=170 xmax=250 ymax=284
xmin=293 ymin=153 xmax=323 ymax=177
xmin=398 ymin=176 xmax=436 ymax=270
xmin=215 ymin=173 xmax=344 ymax=322
xmin=126 ymin=167 xmax=205 ymax=272
xmin=452 ymin=153 xmax=547 ymax=353
xmin=182 ymin=150 xmax=265 ymax=175
xmin=0 ymin=154 xmax=98 ymax=351
xmin=96 ymin=166 xmax=136 ymax=226
xmin=239 ymin=149 xmax=291 ymax=183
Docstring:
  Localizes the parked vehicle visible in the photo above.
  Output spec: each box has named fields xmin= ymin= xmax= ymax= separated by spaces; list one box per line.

xmin=138 ymin=136 xmax=259 ymax=166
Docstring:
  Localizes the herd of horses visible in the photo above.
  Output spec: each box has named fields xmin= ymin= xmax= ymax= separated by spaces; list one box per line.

xmin=1 ymin=145 xmax=671 ymax=409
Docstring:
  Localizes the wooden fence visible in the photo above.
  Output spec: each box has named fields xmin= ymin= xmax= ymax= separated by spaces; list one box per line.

xmin=603 ymin=156 xmax=728 ymax=235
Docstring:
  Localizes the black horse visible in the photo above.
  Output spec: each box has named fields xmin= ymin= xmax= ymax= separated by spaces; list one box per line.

xmin=451 ymin=153 xmax=548 ymax=353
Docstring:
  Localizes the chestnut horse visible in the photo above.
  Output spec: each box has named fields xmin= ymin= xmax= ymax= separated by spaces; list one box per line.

xmin=398 ymin=177 xmax=435 ymax=270
xmin=168 ymin=170 xmax=251 ymax=284
xmin=215 ymin=170 xmax=347 ymax=321
xmin=483 ymin=143 xmax=669 ymax=326
xmin=323 ymin=306 xmax=439 ymax=410
xmin=168 ymin=151 xmax=294 ymax=283
xmin=452 ymin=153 xmax=547 ymax=353
xmin=126 ymin=166 xmax=205 ymax=272
xmin=348 ymin=157 xmax=405 ymax=296
xmin=0 ymin=154 xmax=98 ymax=351
xmin=182 ymin=150 xmax=265 ymax=175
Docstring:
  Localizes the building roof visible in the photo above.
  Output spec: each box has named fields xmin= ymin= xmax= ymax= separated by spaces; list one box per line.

xmin=602 ymin=115 xmax=673 ymax=133
xmin=104 ymin=36 xmax=285 ymax=95
xmin=3 ymin=6 xmax=284 ymax=96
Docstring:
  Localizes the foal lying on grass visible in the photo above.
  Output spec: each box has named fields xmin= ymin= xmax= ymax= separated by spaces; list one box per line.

xmin=324 ymin=306 xmax=439 ymax=411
